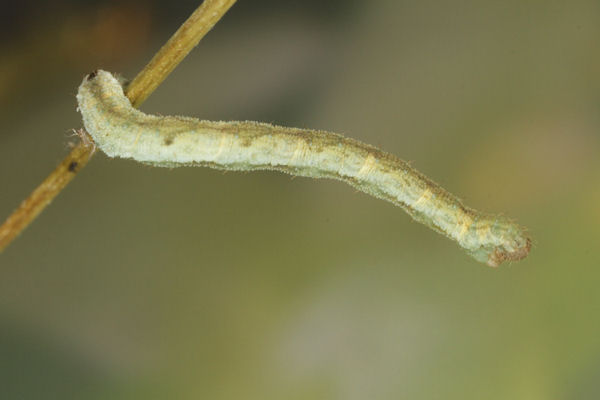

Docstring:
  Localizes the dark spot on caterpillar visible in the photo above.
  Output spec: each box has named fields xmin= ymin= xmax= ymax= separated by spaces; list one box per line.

xmin=68 ymin=161 xmax=78 ymax=172
xmin=164 ymin=137 xmax=174 ymax=146
xmin=86 ymin=70 xmax=98 ymax=81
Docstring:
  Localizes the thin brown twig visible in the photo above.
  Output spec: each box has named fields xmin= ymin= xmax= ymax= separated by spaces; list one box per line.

xmin=0 ymin=0 xmax=237 ymax=252
xmin=0 ymin=137 xmax=95 ymax=252
xmin=127 ymin=0 xmax=238 ymax=107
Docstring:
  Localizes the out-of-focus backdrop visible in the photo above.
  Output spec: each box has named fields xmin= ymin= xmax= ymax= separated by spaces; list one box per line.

xmin=1 ymin=1 xmax=599 ymax=399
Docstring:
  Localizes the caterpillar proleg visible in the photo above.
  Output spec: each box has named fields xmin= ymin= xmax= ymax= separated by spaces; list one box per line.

xmin=77 ymin=70 xmax=531 ymax=267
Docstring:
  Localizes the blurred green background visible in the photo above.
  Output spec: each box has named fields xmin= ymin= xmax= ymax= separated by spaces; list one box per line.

xmin=1 ymin=1 xmax=599 ymax=399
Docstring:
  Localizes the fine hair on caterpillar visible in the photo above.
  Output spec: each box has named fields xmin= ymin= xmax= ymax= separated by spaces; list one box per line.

xmin=77 ymin=70 xmax=531 ymax=267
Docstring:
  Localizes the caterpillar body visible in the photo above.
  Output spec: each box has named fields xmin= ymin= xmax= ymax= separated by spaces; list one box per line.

xmin=77 ymin=70 xmax=530 ymax=266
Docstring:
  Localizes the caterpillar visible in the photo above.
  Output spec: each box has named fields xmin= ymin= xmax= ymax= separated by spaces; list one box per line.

xmin=77 ymin=70 xmax=530 ymax=266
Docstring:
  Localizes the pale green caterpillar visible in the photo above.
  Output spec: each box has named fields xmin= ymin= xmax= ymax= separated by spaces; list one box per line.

xmin=77 ymin=70 xmax=530 ymax=266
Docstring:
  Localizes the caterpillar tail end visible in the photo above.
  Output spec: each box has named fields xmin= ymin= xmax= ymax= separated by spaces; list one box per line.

xmin=486 ymin=236 xmax=532 ymax=267
xmin=464 ymin=219 xmax=532 ymax=267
